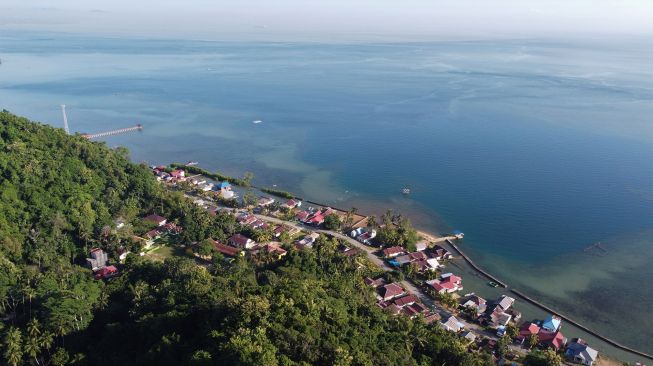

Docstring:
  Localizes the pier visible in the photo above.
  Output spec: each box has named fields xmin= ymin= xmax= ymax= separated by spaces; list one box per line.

xmin=82 ymin=124 xmax=143 ymax=139
xmin=445 ymin=239 xmax=508 ymax=288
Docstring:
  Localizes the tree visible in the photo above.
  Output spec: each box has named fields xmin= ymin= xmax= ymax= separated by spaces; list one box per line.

xmin=3 ymin=327 xmax=23 ymax=366
xmin=323 ymin=213 xmax=342 ymax=231
xmin=243 ymin=189 xmax=257 ymax=207
xmin=197 ymin=239 xmax=215 ymax=258
xmin=242 ymin=172 xmax=254 ymax=187
xmin=523 ymin=349 xmax=562 ymax=366
xmin=527 ymin=333 xmax=539 ymax=349
xmin=506 ymin=323 xmax=519 ymax=339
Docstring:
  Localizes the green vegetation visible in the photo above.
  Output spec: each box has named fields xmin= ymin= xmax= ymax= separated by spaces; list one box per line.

xmin=375 ymin=210 xmax=419 ymax=249
xmin=523 ymin=349 xmax=562 ymax=366
xmin=322 ymin=213 xmax=342 ymax=231
xmin=169 ymin=163 xmax=252 ymax=187
xmin=260 ymin=187 xmax=295 ymax=200
xmin=0 ymin=111 xmax=492 ymax=365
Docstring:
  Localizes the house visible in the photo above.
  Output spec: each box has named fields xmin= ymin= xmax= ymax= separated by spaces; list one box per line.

xmin=229 ymin=234 xmax=256 ymax=249
xmin=565 ymin=339 xmax=598 ymax=365
xmin=210 ymin=240 xmax=242 ymax=257
xmin=258 ymin=196 xmax=275 ymax=206
xmin=412 ymin=258 xmax=441 ymax=272
xmin=495 ymin=295 xmax=515 ymax=311
xmin=431 ymin=245 xmax=453 ymax=260
xmin=237 ymin=213 xmax=258 ymax=225
xmin=460 ymin=294 xmax=487 ymax=314
xmin=284 ymin=199 xmax=301 ymax=209
xmin=254 ymin=242 xmax=288 ymax=260
xmin=216 ymin=181 xmax=231 ymax=191
xmin=487 ymin=306 xmax=512 ymax=328
xmin=395 ymin=251 xmax=428 ymax=265
xmin=143 ymin=214 xmax=167 ymax=227
xmin=305 ymin=213 xmax=325 ymax=226
xmin=294 ymin=232 xmax=320 ymax=249
xmin=542 ymin=314 xmax=562 ymax=332
xmin=94 ymin=265 xmax=118 ymax=280
xmin=538 ymin=330 xmax=566 ymax=351
xmin=364 ymin=277 xmax=386 ymax=288
xmin=145 ymin=228 xmax=163 ymax=240
xmin=379 ymin=283 xmax=406 ymax=301
xmin=402 ymin=302 xmax=429 ymax=317
xmin=392 ymin=294 xmax=418 ymax=308
xmin=273 ymin=225 xmax=300 ymax=238
xmin=341 ymin=247 xmax=360 ymax=257
xmin=169 ymin=169 xmax=185 ymax=180
xmin=515 ymin=322 xmax=540 ymax=344
xmin=86 ymin=248 xmax=108 ymax=271
xmin=199 ymin=183 xmax=214 ymax=192
xmin=441 ymin=315 xmax=464 ymax=333
xmin=461 ymin=331 xmax=477 ymax=343
xmin=426 ymin=273 xmax=463 ymax=294
xmin=295 ymin=210 xmax=311 ymax=222
xmin=382 ymin=246 xmax=405 ymax=258
xmin=350 ymin=227 xmax=377 ymax=244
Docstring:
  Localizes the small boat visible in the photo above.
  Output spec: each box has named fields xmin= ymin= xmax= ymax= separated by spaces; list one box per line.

xmin=488 ymin=281 xmax=499 ymax=288
xmin=252 ymin=120 xmax=263 ymax=124
xmin=401 ymin=187 xmax=411 ymax=195
xmin=185 ymin=161 xmax=199 ymax=166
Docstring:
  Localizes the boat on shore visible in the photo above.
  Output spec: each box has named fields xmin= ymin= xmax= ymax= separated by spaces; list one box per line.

xmin=185 ymin=161 xmax=199 ymax=166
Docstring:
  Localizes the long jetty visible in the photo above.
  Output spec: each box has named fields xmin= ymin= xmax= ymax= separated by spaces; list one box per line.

xmin=511 ymin=288 xmax=653 ymax=361
xmin=83 ymin=124 xmax=143 ymax=139
xmin=446 ymin=239 xmax=508 ymax=288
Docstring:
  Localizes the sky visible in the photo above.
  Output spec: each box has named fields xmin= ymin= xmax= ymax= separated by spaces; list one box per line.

xmin=1 ymin=0 xmax=652 ymax=41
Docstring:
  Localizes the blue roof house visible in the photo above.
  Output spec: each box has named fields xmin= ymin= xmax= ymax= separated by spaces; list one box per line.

xmin=542 ymin=315 xmax=562 ymax=332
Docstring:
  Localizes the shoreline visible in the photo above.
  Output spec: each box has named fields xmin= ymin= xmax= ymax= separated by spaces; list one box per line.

xmin=171 ymin=163 xmax=653 ymax=361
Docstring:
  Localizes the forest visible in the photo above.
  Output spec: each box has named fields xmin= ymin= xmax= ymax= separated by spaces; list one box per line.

xmin=0 ymin=111 xmax=491 ymax=366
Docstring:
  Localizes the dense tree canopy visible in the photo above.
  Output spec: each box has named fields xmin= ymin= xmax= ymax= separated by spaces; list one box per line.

xmin=0 ymin=111 xmax=491 ymax=365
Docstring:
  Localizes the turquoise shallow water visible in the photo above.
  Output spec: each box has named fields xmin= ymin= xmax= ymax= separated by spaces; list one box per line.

xmin=1 ymin=32 xmax=652 ymax=354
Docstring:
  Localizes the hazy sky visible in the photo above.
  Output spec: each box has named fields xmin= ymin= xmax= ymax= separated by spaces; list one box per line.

xmin=1 ymin=0 xmax=652 ymax=40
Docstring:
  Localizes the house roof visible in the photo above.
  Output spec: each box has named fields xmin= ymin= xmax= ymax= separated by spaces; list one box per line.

xmin=520 ymin=322 xmax=540 ymax=336
xmin=383 ymin=246 xmax=405 ymax=257
xmin=296 ymin=211 xmax=310 ymax=221
xmin=441 ymin=316 xmax=462 ymax=332
xmin=211 ymin=240 xmax=241 ymax=257
xmin=230 ymin=234 xmax=252 ymax=246
xmin=542 ymin=315 xmax=562 ymax=331
xmin=392 ymin=294 xmax=418 ymax=307
xmin=403 ymin=302 xmax=428 ymax=316
xmin=566 ymin=340 xmax=598 ymax=362
xmin=217 ymin=181 xmax=231 ymax=189
xmin=538 ymin=330 xmax=565 ymax=350
xmin=496 ymin=295 xmax=515 ymax=311
xmin=144 ymin=214 xmax=166 ymax=223
xmin=364 ymin=277 xmax=386 ymax=287
xmin=380 ymin=283 xmax=405 ymax=299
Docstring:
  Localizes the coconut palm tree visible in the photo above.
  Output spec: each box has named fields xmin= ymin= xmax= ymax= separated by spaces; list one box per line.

xmin=3 ymin=327 xmax=23 ymax=366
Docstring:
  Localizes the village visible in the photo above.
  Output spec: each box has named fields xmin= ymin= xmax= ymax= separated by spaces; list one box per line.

xmin=82 ymin=164 xmax=630 ymax=366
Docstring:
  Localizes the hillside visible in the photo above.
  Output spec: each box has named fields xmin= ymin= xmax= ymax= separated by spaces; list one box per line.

xmin=0 ymin=111 xmax=490 ymax=366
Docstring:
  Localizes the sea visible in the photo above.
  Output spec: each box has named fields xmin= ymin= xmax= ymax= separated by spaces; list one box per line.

xmin=1 ymin=32 xmax=652 ymax=357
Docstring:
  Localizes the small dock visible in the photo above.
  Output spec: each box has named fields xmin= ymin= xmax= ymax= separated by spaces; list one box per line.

xmin=82 ymin=124 xmax=143 ymax=139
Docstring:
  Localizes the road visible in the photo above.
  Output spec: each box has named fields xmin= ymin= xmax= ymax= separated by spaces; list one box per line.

xmin=184 ymin=192 xmax=521 ymax=353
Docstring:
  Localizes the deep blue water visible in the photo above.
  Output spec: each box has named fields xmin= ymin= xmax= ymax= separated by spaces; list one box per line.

xmin=1 ymin=33 xmax=652 ymax=352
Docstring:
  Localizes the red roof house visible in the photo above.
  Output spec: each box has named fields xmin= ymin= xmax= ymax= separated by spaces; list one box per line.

xmin=538 ymin=330 xmax=566 ymax=351
xmin=382 ymin=246 xmax=405 ymax=258
xmin=380 ymin=283 xmax=406 ymax=301
xmin=94 ymin=265 xmax=118 ymax=280
xmin=144 ymin=214 xmax=167 ymax=227
xmin=426 ymin=274 xmax=463 ymax=294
